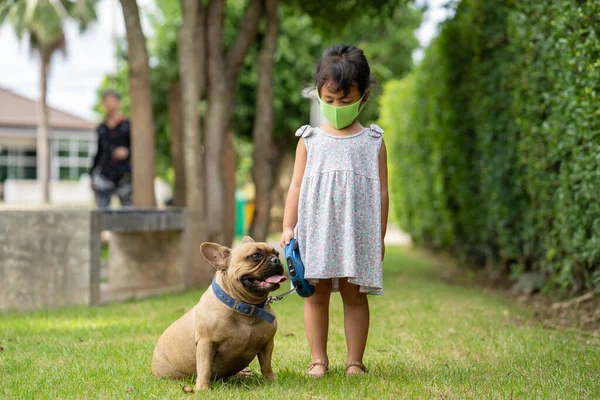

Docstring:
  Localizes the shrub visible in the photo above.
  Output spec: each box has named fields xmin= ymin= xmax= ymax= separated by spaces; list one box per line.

xmin=380 ymin=0 xmax=600 ymax=293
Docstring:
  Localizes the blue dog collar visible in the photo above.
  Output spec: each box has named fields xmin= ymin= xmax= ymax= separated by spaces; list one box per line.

xmin=211 ymin=277 xmax=276 ymax=324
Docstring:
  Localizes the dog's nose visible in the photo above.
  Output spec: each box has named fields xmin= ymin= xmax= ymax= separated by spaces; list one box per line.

xmin=268 ymin=255 xmax=281 ymax=266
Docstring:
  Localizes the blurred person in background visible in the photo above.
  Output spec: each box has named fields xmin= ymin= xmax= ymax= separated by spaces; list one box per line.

xmin=90 ymin=90 xmax=132 ymax=208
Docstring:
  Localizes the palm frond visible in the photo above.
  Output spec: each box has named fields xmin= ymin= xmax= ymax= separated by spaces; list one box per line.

xmin=0 ymin=0 xmax=19 ymax=23
xmin=8 ymin=0 xmax=29 ymax=39
xmin=24 ymin=0 xmax=41 ymax=23
xmin=48 ymin=0 xmax=69 ymax=19
xmin=2 ymin=0 xmax=98 ymax=54
xmin=66 ymin=0 xmax=98 ymax=30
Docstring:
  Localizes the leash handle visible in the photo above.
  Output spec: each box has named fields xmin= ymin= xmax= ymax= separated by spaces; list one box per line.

xmin=284 ymin=238 xmax=315 ymax=298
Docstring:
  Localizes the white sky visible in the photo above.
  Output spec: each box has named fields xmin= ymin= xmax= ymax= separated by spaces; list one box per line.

xmin=0 ymin=0 xmax=452 ymax=121
xmin=414 ymin=0 xmax=454 ymax=62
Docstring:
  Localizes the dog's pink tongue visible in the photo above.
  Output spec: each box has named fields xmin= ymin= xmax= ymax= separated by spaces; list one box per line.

xmin=265 ymin=275 xmax=287 ymax=284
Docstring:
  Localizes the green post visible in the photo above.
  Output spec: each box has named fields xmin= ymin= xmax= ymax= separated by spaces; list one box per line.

xmin=235 ymin=190 xmax=247 ymax=238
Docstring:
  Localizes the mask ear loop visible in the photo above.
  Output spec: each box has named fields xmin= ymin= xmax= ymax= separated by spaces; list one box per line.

xmin=357 ymin=90 xmax=369 ymax=113
xmin=315 ymin=86 xmax=323 ymax=102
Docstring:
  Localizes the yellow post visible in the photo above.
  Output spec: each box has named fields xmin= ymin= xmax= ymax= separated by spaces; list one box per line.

xmin=245 ymin=202 xmax=255 ymax=233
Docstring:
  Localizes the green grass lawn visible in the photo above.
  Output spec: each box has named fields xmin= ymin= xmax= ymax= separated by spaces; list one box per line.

xmin=1 ymin=246 xmax=598 ymax=399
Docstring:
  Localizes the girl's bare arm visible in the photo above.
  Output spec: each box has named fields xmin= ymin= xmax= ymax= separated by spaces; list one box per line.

xmin=280 ymin=138 xmax=308 ymax=247
xmin=379 ymin=139 xmax=389 ymax=260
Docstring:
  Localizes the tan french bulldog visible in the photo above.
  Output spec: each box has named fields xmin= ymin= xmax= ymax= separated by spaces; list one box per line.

xmin=151 ymin=237 xmax=287 ymax=390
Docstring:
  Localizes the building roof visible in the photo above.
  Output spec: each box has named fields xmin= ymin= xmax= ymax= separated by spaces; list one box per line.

xmin=0 ymin=88 xmax=97 ymax=131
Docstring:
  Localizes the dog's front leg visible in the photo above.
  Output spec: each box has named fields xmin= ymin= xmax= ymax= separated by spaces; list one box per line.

xmin=195 ymin=340 xmax=215 ymax=390
xmin=258 ymin=338 xmax=277 ymax=382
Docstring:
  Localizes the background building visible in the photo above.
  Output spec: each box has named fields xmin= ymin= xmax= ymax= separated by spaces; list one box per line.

xmin=0 ymin=88 xmax=97 ymax=204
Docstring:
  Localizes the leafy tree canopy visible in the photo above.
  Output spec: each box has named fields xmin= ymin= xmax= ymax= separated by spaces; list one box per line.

xmin=96 ymin=0 xmax=422 ymax=185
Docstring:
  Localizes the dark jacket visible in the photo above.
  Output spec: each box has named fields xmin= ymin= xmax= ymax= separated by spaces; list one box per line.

xmin=90 ymin=118 xmax=132 ymax=183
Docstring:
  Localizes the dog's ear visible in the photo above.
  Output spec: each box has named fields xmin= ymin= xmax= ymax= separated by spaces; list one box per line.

xmin=242 ymin=236 xmax=255 ymax=244
xmin=200 ymin=242 xmax=231 ymax=270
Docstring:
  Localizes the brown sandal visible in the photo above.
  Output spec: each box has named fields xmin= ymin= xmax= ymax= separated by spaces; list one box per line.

xmin=345 ymin=361 xmax=368 ymax=376
xmin=307 ymin=359 xmax=329 ymax=378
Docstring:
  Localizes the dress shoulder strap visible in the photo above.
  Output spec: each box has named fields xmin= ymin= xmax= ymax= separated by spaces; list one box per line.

xmin=295 ymin=125 xmax=315 ymax=138
xmin=367 ymin=124 xmax=384 ymax=138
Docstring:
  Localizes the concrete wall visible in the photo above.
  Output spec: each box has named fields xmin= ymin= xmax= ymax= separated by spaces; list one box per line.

xmin=102 ymin=230 xmax=186 ymax=302
xmin=3 ymin=176 xmax=95 ymax=205
xmin=0 ymin=208 xmax=194 ymax=312
xmin=0 ymin=210 xmax=99 ymax=311
xmin=3 ymin=177 xmax=173 ymax=206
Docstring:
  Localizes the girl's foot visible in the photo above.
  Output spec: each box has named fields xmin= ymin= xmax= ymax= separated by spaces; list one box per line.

xmin=307 ymin=359 xmax=329 ymax=378
xmin=345 ymin=361 xmax=368 ymax=376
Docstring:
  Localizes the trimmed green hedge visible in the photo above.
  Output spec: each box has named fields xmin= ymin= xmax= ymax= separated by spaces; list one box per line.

xmin=380 ymin=0 xmax=600 ymax=292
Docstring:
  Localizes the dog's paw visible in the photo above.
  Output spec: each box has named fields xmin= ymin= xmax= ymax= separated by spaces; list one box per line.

xmin=263 ymin=372 xmax=277 ymax=382
xmin=194 ymin=382 xmax=210 ymax=391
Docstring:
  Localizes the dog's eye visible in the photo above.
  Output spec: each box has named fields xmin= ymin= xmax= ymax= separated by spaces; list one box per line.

xmin=250 ymin=252 xmax=263 ymax=260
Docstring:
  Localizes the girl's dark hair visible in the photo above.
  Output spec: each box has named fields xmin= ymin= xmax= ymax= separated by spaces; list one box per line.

xmin=316 ymin=45 xmax=372 ymax=96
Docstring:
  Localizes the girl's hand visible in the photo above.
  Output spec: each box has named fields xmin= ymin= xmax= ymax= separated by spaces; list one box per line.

xmin=280 ymin=229 xmax=295 ymax=249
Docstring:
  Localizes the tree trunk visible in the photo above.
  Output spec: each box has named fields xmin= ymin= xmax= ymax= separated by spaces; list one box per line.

xmin=120 ymin=0 xmax=156 ymax=208
xmin=269 ymin=151 xmax=294 ymax=235
xmin=249 ymin=0 xmax=279 ymax=241
xmin=198 ymin=0 xmax=262 ymax=245
xmin=179 ymin=0 xmax=211 ymax=285
xmin=167 ymin=80 xmax=186 ymax=207
xmin=267 ymin=149 xmax=285 ymax=235
xmin=222 ymin=130 xmax=236 ymax=245
xmin=203 ymin=0 xmax=228 ymax=244
xmin=37 ymin=50 xmax=51 ymax=203
xmin=221 ymin=0 xmax=263 ymax=245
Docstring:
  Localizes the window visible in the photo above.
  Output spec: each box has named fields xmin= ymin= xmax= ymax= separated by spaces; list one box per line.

xmin=78 ymin=141 xmax=89 ymax=158
xmin=8 ymin=165 xmax=17 ymax=178
xmin=24 ymin=166 xmax=36 ymax=179
xmin=57 ymin=139 xmax=70 ymax=157
xmin=59 ymin=167 xmax=71 ymax=180
xmin=0 ymin=148 xmax=37 ymax=181
xmin=0 ymin=138 xmax=95 ymax=182
xmin=54 ymin=138 xmax=96 ymax=181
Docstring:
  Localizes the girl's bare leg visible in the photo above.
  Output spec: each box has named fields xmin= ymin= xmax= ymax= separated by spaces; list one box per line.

xmin=339 ymin=278 xmax=369 ymax=374
xmin=304 ymin=279 xmax=332 ymax=375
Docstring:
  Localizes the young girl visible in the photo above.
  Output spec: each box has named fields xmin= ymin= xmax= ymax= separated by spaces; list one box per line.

xmin=280 ymin=45 xmax=389 ymax=378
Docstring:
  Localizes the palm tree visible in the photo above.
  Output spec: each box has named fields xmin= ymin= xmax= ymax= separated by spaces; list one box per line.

xmin=0 ymin=0 xmax=97 ymax=203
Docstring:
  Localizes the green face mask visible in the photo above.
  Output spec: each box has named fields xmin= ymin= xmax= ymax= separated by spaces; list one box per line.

xmin=317 ymin=90 xmax=367 ymax=129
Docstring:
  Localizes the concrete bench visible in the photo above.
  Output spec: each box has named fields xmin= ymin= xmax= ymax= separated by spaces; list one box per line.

xmin=0 ymin=208 xmax=194 ymax=312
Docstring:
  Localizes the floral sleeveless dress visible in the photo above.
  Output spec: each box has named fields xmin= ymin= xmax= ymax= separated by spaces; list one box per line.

xmin=294 ymin=124 xmax=384 ymax=295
